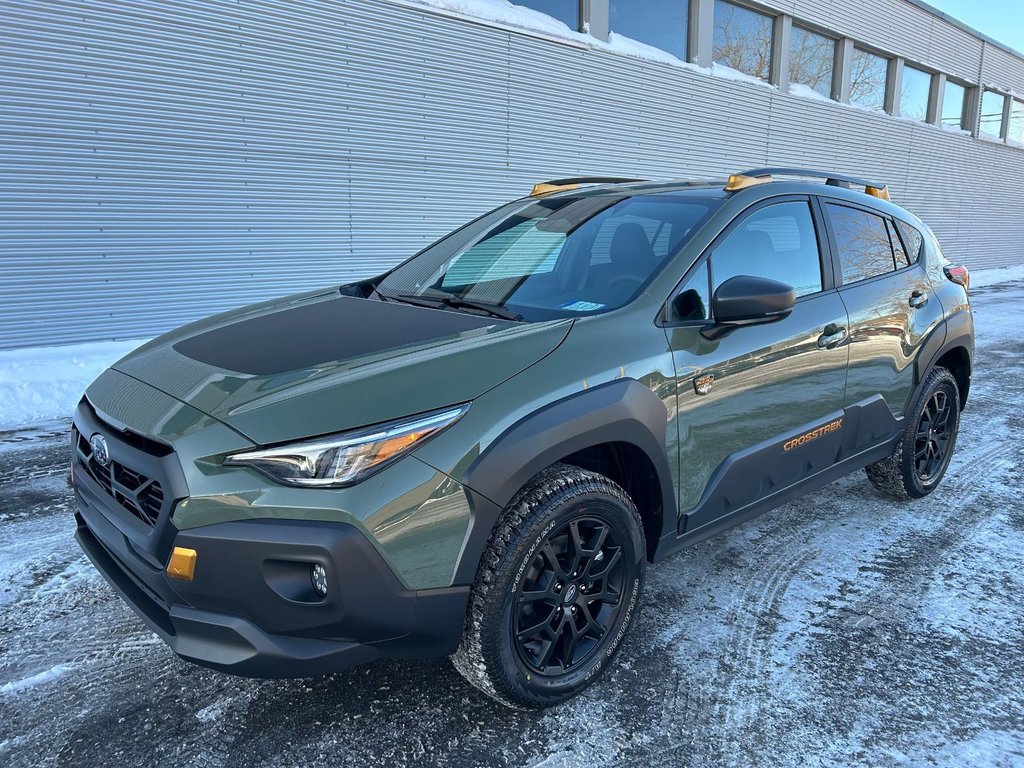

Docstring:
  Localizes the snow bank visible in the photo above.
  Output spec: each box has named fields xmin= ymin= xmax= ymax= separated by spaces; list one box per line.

xmin=407 ymin=0 xmax=776 ymax=89
xmin=970 ymin=265 xmax=1024 ymax=289
xmin=0 ymin=339 xmax=148 ymax=431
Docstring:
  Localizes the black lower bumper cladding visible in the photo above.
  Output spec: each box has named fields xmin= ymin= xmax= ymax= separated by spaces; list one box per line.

xmin=74 ymin=511 xmax=469 ymax=678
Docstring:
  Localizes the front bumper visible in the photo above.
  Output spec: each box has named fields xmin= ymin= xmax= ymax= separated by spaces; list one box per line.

xmin=71 ymin=399 xmax=468 ymax=678
xmin=75 ymin=511 xmax=468 ymax=677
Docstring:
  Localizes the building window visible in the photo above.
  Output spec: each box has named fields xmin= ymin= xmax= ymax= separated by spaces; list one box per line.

xmin=941 ymin=80 xmax=967 ymax=129
xmin=789 ymin=25 xmax=835 ymax=98
xmin=900 ymin=65 xmax=932 ymax=122
xmin=712 ymin=0 xmax=774 ymax=82
xmin=610 ymin=0 xmax=689 ymax=60
xmin=1010 ymin=100 xmax=1024 ymax=145
xmin=515 ymin=0 xmax=580 ymax=32
xmin=980 ymin=90 xmax=1007 ymax=138
xmin=849 ymin=48 xmax=889 ymax=111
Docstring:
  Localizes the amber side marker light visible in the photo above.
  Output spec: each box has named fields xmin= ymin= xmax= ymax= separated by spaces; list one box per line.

xmin=167 ymin=547 xmax=198 ymax=581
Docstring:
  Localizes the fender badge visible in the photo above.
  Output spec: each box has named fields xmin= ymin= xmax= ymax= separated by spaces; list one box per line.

xmin=693 ymin=374 xmax=715 ymax=396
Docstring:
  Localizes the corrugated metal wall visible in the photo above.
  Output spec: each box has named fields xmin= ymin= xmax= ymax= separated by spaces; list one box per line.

xmin=1 ymin=0 xmax=1022 ymax=350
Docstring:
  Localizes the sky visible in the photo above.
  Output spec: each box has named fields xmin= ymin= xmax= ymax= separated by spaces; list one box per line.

xmin=926 ymin=0 xmax=1024 ymax=53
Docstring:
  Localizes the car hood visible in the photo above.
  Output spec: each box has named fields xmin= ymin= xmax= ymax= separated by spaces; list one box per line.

xmin=112 ymin=288 xmax=572 ymax=444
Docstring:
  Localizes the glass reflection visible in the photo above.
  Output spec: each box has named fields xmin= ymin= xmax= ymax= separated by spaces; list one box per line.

xmin=827 ymin=204 xmax=897 ymax=284
xmin=850 ymin=48 xmax=889 ymax=111
xmin=980 ymin=90 xmax=1006 ymax=137
xmin=610 ymin=0 xmax=689 ymax=60
xmin=900 ymin=65 xmax=932 ymax=122
xmin=941 ymin=80 xmax=967 ymax=128
xmin=713 ymin=0 xmax=773 ymax=81
xmin=790 ymin=26 xmax=835 ymax=98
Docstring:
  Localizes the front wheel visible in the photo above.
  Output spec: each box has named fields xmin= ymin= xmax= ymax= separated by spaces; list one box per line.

xmin=866 ymin=366 xmax=961 ymax=499
xmin=451 ymin=464 xmax=646 ymax=709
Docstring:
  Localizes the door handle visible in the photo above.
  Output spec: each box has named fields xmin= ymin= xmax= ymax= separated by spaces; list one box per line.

xmin=817 ymin=326 xmax=848 ymax=350
xmin=909 ymin=289 xmax=928 ymax=309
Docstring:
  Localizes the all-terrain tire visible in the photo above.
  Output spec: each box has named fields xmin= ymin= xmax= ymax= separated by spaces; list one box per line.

xmin=451 ymin=463 xmax=646 ymax=709
xmin=865 ymin=366 xmax=961 ymax=499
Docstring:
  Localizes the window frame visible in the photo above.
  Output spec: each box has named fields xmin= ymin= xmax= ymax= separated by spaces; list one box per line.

xmin=816 ymin=196 xmax=920 ymax=289
xmin=659 ymin=195 xmax=835 ymax=327
xmin=899 ymin=63 xmax=934 ymax=123
xmin=940 ymin=78 xmax=970 ymax=131
xmin=1008 ymin=98 xmax=1024 ymax=145
xmin=848 ymin=46 xmax=891 ymax=112
xmin=609 ymin=0 xmax=690 ymax=62
xmin=711 ymin=0 xmax=776 ymax=83
xmin=789 ymin=23 xmax=838 ymax=99
xmin=980 ymin=89 xmax=1008 ymax=139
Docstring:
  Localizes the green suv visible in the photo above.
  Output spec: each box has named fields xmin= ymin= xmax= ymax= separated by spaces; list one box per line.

xmin=71 ymin=168 xmax=974 ymax=708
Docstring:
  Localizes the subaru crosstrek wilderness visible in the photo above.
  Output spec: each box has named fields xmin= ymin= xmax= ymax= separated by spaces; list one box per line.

xmin=71 ymin=168 xmax=974 ymax=708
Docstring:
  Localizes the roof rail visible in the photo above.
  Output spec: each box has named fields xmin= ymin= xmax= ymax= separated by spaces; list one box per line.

xmin=729 ymin=167 xmax=891 ymax=200
xmin=530 ymin=176 xmax=645 ymax=196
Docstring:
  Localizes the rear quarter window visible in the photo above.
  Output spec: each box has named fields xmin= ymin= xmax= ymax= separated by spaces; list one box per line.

xmin=894 ymin=219 xmax=925 ymax=264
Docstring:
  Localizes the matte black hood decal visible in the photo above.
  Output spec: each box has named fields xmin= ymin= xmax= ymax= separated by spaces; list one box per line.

xmin=173 ymin=295 xmax=500 ymax=375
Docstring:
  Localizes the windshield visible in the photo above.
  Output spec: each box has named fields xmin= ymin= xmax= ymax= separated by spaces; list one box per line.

xmin=375 ymin=193 xmax=718 ymax=321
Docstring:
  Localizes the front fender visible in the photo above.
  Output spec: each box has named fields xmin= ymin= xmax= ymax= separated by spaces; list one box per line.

xmin=452 ymin=378 xmax=676 ymax=583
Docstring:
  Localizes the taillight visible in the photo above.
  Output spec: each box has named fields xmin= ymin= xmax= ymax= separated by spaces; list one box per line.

xmin=944 ymin=265 xmax=970 ymax=290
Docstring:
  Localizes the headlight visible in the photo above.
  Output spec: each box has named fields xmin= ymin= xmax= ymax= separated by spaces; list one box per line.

xmin=225 ymin=404 xmax=469 ymax=488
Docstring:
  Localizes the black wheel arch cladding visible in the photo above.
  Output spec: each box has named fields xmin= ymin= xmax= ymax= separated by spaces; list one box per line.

xmin=915 ymin=308 xmax=974 ymax=406
xmin=455 ymin=378 xmax=674 ymax=585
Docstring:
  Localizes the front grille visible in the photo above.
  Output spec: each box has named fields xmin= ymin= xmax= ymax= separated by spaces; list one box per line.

xmin=73 ymin=425 xmax=165 ymax=528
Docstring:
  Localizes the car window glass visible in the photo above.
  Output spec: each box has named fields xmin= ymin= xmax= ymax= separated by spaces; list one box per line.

xmin=672 ymin=260 xmax=711 ymax=322
xmin=886 ymin=219 xmax=909 ymax=267
xmin=711 ymin=201 xmax=823 ymax=297
xmin=378 ymin=194 xmax=717 ymax=320
xmin=894 ymin=219 xmax=924 ymax=264
xmin=826 ymin=203 xmax=897 ymax=283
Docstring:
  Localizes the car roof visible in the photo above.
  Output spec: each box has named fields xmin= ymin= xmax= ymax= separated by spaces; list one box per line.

xmin=526 ymin=175 xmax=920 ymax=225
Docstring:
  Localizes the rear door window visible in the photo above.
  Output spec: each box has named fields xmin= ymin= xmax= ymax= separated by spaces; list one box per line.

xmin=825 ymin=203 xmax=897 ymax=284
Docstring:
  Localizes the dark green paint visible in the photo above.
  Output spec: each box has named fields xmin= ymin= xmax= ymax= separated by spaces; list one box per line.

xmin=83 ymin=178 xmax=970 ymax=590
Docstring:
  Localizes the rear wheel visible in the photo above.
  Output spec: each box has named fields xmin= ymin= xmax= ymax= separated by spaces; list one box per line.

xmin=866 ymin=366 xmax=961 ymax=499
xmin=451 ymin=464 xmax=645 ymax=709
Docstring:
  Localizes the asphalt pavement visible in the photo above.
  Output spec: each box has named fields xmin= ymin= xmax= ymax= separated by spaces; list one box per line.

xmin=1 ymin=281 xmax=1023 ymax=768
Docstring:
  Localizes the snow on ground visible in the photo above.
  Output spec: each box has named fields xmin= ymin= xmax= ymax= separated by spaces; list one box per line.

xmin=970 ymin=264 xmax=1024 ymax=289
xmin=0 ymin=339 xmax=147 ymax=431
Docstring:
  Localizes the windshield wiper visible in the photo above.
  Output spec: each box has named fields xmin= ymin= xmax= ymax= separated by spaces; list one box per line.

xmin=383 ymin=291 xmax=522 ymax=321
xmin=438 ymin=296 xmax=523 ymax=321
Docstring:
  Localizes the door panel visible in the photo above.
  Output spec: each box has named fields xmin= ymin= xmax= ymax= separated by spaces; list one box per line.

xmin=839 ymin=264 xmax=943 ymax=416
xmin=668 ymin=290 xmax=849 ymax=533
xmin=822 ymin=201 xmax=944 ymax=417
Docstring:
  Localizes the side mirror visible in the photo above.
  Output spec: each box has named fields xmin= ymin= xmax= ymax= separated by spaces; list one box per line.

xmin=702 ymin=275 xmax=796 ymax=339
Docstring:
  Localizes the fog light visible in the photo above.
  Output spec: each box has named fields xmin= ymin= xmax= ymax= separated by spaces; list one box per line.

xmin=311 ymin=563 xmax=328 ymax=597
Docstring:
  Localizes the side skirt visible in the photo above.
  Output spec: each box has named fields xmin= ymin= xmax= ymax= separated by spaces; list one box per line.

xmin=652 ymin=396 xmax=901 ymax=562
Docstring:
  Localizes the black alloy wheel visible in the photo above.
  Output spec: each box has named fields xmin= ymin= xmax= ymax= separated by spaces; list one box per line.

xmin=865 ymin=366 xmax=961 ymax=499
xmin=452 ymin=464 xmax=646 ymax=708
xmin=915 ymin=389 xmax=954 ymax=482
xmin=513 ymin=516 xmax=626 ymax=677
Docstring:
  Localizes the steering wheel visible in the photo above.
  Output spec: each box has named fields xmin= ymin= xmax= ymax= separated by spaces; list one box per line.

xmin=606 ymin=274 xmax=645 ymax=296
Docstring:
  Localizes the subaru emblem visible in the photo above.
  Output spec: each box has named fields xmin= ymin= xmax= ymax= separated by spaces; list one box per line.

xmin=90 ymin=434 xmax=111 ymax=467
